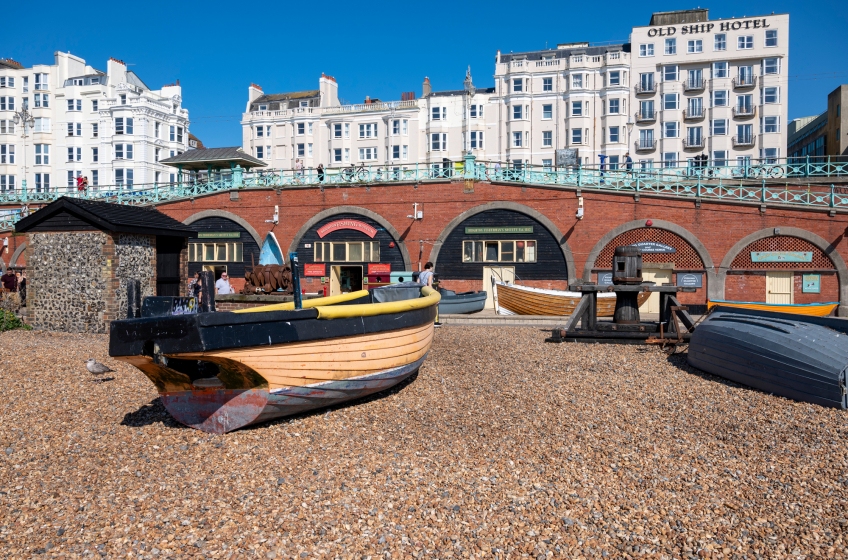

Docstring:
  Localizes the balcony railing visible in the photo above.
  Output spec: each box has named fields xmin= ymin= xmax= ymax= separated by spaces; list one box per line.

xmin=732 ymin=135 xmax=755 ymax=147
xmin=634 ymin=139 xmax=657 ymax=151
xmin=683 ymin=78 xmax=705 ymax=92
xmin=683 ymin=137 xmax=705 ymax=149
xmin=635 ymin=83 xmax=656 ymax=94
xmin=635 ymin=111 xmax=656 ymax=123
xmin=732 ymin=75 xmax=756 ymax=88
xmin=683 ymin=108 xmax=704 ymax=120
xmin=732 ymin=105 xmax=756 ymax=118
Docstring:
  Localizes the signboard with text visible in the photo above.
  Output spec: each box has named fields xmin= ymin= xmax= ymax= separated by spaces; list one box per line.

xmin=677 ymin=273 xmax=703 ymax=288
xmin=464 ymin=226 xmax=534 ymax=235
xmin=802 ymin=274 xmax=821 ymax=293
xmin=317 ymin=219 xmax=377 ymax=238
xmin=304 ymin=264 xmax=326 ymax=277
xmin=197 ymin=231 xmax=240 ymax=239
xmin=751 ymin=251 xmax=813 ymax=263
xmin=633 ymin=241 xmax=676 ymax=254
xmin=368 ymin=263 xmax=391 ymax=275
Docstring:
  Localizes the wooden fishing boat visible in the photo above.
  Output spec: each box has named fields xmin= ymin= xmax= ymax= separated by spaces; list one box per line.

xmin=689 ymin=307 xmax=848 ymax=409
xmin=707 ymin=299 xmax=838 ymax=317
xmin=109 ymin=285 xmax=439 ymax=433
xmin=438 ymin=288 xmax=487 ymax=315
xmin=493 ymin=282 xmax=649 ymax=316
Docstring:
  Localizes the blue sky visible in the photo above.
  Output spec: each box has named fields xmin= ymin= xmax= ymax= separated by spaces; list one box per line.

xmin=4 ymin=1 xmax=847 ymax=147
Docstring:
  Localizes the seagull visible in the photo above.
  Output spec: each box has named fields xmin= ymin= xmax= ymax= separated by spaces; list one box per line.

xmin=86 ymin=359 xmax=115 ymax=376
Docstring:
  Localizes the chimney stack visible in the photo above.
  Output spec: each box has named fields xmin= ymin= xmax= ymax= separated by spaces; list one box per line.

xmin=422 ymin=77 xmax=431 ymax=97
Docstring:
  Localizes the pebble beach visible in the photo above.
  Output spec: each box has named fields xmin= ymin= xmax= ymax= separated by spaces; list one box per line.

xmin=1 ymin=327 xmax=846 ymax=558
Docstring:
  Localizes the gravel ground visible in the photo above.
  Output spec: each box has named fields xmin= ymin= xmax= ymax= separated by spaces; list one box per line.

xmin=1 ymin=327 xmax=847 ymax=559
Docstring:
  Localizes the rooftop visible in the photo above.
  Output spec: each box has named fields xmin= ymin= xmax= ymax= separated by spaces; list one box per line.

xmin=253 ymin=90 xmax=320 ymax=104
xmin=499 ymin=43 xmax=629 ymax=63
xmin=158 ymin=147 xmax=266 ymax=171
xmin=15 ymin=197 xmax=197 ymax=237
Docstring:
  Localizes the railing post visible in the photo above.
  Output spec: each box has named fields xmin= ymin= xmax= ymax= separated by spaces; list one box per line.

xmin=805 ymin=155 xmax=810 ymax=178
xmin=577 ymin=163 xmax=582 ymax=187
xmin=761 ymin=178 xmax=766 ymax=203
xmin=831 ymin=184 xmax=835 ymax=208
xmin=154 ymin=182 xmax=159 ymax=203
xmin=233 ymin=165 xmax=243 ymax=189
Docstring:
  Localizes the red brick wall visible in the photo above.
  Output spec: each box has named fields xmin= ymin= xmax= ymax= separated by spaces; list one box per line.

xmin=725 ymin=272 xmax=838 ymax=304
xmin=438 ymin=279 xmax=569 ymax=293
xmin=131 ymin=182 xmax=848 ymax=305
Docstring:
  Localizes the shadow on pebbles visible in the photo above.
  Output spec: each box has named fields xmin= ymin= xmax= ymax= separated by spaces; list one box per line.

xmin=1 ymin=328 xmax=846 ymax=558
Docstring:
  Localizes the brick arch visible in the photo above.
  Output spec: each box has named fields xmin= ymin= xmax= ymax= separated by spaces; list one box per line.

xmin=582 ymin=219 xmax=717 ymax=297
xmin=595 ymin=228 xmax=705 ymax=270
xmin=287 ymin=206 xmax=412 ymax=271
xmin=429 ymin=202 xmax=577 ymax=283
xmin=10 ymin=241 xmax=26 ymax=268
xmin=729 ymin=237 xmax=835 ymax=269
xmin=183 ymin=210 xmax=262 ymax=247
xmin=718 ymin=227 xmax=848 ymax=316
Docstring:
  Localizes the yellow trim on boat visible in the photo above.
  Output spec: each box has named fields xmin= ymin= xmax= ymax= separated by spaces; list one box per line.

xmin=708 ymin=300 xmax=838 ymax=317
xmin=315 ymin=286 xmax=440 ymax=319
xmin=233 ymin=287 xmax=441 ymax=320
xmin=233 ymin=290 xmax=370 ymax=314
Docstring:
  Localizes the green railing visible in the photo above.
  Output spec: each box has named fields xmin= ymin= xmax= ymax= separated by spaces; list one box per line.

xmin=2 ymin=156 xmax=848 ymax=231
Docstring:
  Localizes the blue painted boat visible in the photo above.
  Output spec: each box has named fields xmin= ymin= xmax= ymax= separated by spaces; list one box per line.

xmin=258 ymin=232 xmax=284 ymax=265
xmin=688 ymin=308 xmax=848 ymax=409
xmin=438 ymin=288 xmax=487 ymax=315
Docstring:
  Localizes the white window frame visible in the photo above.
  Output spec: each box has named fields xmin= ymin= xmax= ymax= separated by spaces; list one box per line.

xmin=737 ymin=35 xmax=754 ymax=50
xmin=687 ymin=39 xmax=703 ymax=54
xmin=765 ymin=30 xmax=778 ymax=47
xmin=639 ymin=43 xmax=654 ymax=57
xmin=542 ymin=130 xmax=552 ymax=147
xmin=664 ymin=38 xmax=677 ymax=55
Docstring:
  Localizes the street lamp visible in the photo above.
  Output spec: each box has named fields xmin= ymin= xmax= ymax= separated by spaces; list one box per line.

xmin=12 ymin=109 xmax=35 ymax=195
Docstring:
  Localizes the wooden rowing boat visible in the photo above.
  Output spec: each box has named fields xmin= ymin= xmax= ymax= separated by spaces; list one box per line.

xmin=494 ymin=282 xmax=650 ymax=316
xmin=110 ymin=286 xmax=439 ymax=433
xmin=707 ymin=299 xmax=838 ymax=317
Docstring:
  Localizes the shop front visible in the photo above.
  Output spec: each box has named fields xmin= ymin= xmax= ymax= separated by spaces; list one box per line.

xmin=295 ymin=213 xmax=405 ymax=296
xmin=435 ymin=209 xmax=568 ymax=306
xmin=725 ymin=236 xmax=839 ymax=305
xmin=591 ymin=226 xmax=708 ymax=314
xmin=187 ymin=217 xmax=261 ymax=292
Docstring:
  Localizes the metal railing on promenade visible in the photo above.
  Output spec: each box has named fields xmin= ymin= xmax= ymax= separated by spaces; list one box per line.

xmin=2 ymin=156 xmax=848 ymax=230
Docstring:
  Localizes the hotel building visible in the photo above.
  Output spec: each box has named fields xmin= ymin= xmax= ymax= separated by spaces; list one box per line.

xmin=630 ymin=9 xmax=789 ymax=167
xmin=241 ymin=8 xmax=789 ymax=172
xmin=0 ymin=52 xmax=190 ymax=194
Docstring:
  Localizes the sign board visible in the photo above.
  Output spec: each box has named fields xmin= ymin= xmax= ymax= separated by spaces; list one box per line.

xmin=317 ymin=219 xmax=377 ymax=238
xmin=633 ymin=241 xmax=676 ymax=254
xmin=677 ymin=273 xmax=703 ymax=288
xmin=646 ymin=18 xmax=771 ymax=39
xmin=171 ymin=297 xmax=197 ymax=315
xmin=556 ymin=148 xmax=579 ymax=167
xmin=464 ymin=226 xmax=534 ymax=235
xmin=368 ymin=263 xmax=391 ymax=275
xmin=304 ymin=263 xmax=326 ymax=277
xmin=597 ymin=272 xmax=614 ymax=286
xmin=197 ymin=231 xmax=240 ymax=239
xmin=751 ymin=251 xmax=813 ymax=263
xmin=802 ymin=274 xmax=821 ymax=293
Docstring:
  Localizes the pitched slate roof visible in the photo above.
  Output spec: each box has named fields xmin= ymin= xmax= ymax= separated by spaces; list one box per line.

xmin=253 ymin=90 xmax=320 ymax=104
xmin=158 ymin=147 xmax=266 ymax=170
xmin=15 ymin=197 xmax=197 ymax=237
xmin=499 ymin=44 xmax=629 ymax=63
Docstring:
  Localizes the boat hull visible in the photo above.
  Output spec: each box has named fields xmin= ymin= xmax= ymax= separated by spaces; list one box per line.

xmin=688 ymin=310 xmax=848 ymax=409
xmin=438 ymin=291 xmax=487 ymax=315
xmin=707 ymin=299 xmax=838 ymax=317
xmin=494 ymin=282 xmax=649 ymax=316
xmin=159 ymin=357 xmax=425 ymax=434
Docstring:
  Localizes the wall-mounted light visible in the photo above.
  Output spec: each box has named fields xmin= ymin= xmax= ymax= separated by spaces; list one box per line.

xmin=576 ymin=196 xmax=584 ymax=220
xmin=646 ymin=219 xmax=653 ymax=227
xmin=407 ymin=203 xmax=423 ymax=220
xmin=265 ymin=205 xmax=279 ymax=225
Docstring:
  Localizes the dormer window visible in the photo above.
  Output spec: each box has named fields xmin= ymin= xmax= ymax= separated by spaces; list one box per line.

xmin=120 ymin=94 xmax=127 ymax=105
xmin=258 ymin=104 xmax=268 ymax=111
xmin=300 ymin=101 xmax=309 ymax=107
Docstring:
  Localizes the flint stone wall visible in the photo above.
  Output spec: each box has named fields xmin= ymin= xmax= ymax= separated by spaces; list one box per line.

xmin=114 ymin=234 xmax=155 ymax=320
xmin=26 ymin=232 xmax=155 ymax=333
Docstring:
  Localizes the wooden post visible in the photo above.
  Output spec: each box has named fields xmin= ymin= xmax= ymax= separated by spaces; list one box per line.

xmin=200 ymin=270 xmax=216 ymax=312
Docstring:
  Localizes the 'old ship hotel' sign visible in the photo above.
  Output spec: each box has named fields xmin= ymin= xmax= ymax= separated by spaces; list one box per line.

xmin=647 ymin=18 xmax=771 ymax=37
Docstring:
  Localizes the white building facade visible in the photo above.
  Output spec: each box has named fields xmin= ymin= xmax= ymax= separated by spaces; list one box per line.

xmin=630 ymin=10 xmax=789 ymax=168
xmin=0 ymin=52 xmax=189 ymax=194
xmin=240 ymin=8 xmax=789 ymax=173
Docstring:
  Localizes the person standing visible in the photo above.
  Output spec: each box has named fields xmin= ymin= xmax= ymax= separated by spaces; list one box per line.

xmin=317 ymin=163 xmax=325 ymax=183
xmin=624 ymin=152 xmax=633 ymax=174
xmin=215 ymin=272 xmax=233 ymax=295
xmin=419 ymin=262 xmax=434 ymax=287
xmin=76 ymin=175 xmax=85 ymax=193
xmin=295 ymin=159 xmax=304 ymax=178
xmin=187 ymin=271 xmax=202 ymax=301
xmin=1 ymin=269 xmax=17 ymax=292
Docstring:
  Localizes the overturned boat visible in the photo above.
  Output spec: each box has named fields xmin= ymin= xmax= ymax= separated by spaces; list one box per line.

xmin=437 ymin=288 xmax=487 ymax=315
xmin=110 ymin=285 xmax=440 ymax=433
xmin=493 ymin=281 xmax=649 ymax=316
xmin=688 ymin=307 xmax=848 ymax=409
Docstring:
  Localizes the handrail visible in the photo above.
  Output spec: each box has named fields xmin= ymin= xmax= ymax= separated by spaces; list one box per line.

xmin=2 ymin=157 xmax=848 ymax=230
